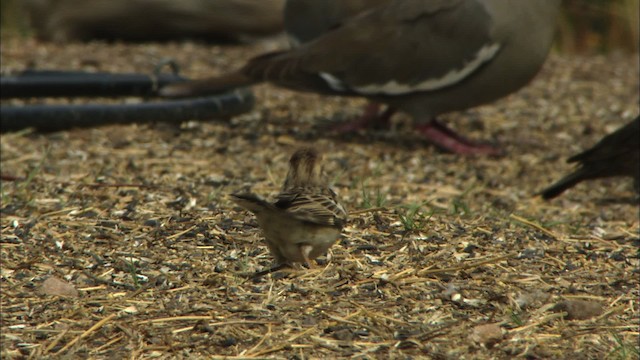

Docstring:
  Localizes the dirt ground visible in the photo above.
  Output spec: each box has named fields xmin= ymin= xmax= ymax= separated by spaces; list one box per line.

xmin=1 ymin=35 xmax=639 ymax=359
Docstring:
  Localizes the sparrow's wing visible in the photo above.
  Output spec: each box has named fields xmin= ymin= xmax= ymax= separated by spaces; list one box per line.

xmin=274 ymin=188 xmax=347 ymax=227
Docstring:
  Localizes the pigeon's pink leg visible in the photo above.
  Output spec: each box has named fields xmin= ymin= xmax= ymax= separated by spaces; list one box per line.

xmin=415 ymin=118 xmax=503 ymax=156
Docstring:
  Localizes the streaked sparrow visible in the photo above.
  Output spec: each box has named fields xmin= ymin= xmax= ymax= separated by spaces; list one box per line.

xmin=231 ymin=147 xmax=348 ymax=268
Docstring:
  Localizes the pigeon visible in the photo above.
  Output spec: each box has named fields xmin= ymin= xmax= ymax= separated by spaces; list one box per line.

xmin=540 ymin=115 xmax=640 ymax=199
xmin=161 ymin=0 xmax=562 ymax=155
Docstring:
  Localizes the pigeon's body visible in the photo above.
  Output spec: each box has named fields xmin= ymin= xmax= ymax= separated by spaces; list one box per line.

xmin=541 ymin=116 xmax=640 ymax=199
xmin=231 ymin=148 xmax=347 ymax=266
xmin=284 ymin=0 xmax=392 ymax=45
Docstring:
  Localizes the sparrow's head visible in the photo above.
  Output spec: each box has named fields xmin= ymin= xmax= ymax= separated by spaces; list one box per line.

xmin=284 ymin=147 xmax=324 ymax=188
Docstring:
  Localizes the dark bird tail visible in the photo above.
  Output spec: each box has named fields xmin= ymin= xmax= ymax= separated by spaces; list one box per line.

xmin=541 ymin=116 xmax=640 ymax=200
xmin=230 ymin=193 xmax=273 ymax=213
xmin=539 ymin=169 xmax=589 ymax=199
xmin=159 ymin=71 xmax=256 ymax=98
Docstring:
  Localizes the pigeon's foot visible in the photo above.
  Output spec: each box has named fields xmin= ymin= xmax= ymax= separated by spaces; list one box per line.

xmin=416 ymin=118 xmax=503 ymax=156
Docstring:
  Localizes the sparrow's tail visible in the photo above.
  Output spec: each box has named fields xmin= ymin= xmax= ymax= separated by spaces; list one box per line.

xmin=230 ymin=193 xmax=273 ymax=213
xmin=159 ymin=71 xmax=256 ymax=98
xmin=539 ymin=169 xmax=588 ymax=200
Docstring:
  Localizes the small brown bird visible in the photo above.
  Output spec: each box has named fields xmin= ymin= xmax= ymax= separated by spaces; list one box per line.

xmin=231 ymin=147 xmax=348 ymax=268
xmin=540 ymin=115 xmax=640 ymax=199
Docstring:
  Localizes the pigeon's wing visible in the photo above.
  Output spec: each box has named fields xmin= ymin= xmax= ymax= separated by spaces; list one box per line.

xmin=243 ymin=0 xmax=499 ymax=95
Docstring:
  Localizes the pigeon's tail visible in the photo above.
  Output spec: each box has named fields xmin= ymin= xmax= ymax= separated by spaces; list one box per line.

xmin=161 ymin=47 xmax=344 ymax=97
xmin=539 ymin=169 xmax=587 ymax=200
xmin=159 ymin=71 xmax=256 ymax=98
xmin=230 ymin=193 xmax=273 ymax=214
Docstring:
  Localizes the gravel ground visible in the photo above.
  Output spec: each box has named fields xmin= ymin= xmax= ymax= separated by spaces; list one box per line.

xmin=1 ymin=35 xmax=639 ymax=359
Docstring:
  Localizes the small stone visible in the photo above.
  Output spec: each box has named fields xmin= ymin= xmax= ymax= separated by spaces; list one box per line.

xmin=219 ymin=336 xmax=237 ymax=347
xmin=39 ymin=277 xmax=79 ymax=298
xmin=516 ymin=290 xmax=551 ymax=309
xmin=470 ymin=323 xmax=504 ymax=348
xmin=552 ymin=299 xmax=603 ymax=320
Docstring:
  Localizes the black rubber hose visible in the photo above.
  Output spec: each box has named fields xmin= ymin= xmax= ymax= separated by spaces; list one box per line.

xmin=0 ymin=90 xmax=254 ymax=132
xmin=1 ymin=70 xmax=188 ymax=98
